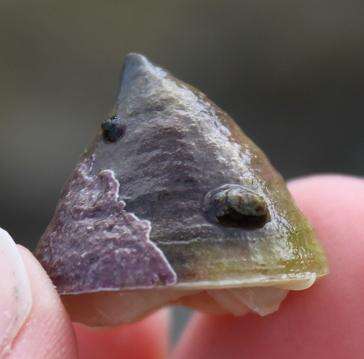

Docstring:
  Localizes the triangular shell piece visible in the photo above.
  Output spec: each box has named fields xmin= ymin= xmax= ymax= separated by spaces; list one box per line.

xmin=35 ymin=53 xmax=328 ymax=325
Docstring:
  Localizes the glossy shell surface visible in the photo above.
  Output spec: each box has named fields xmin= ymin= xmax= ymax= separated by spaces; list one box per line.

xmin=35 ymin=53 xmax=328 ymax=296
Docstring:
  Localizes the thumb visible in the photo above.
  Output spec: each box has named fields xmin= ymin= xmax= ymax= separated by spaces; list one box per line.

xmin=0 ymin=228 xmax=77 ymax=358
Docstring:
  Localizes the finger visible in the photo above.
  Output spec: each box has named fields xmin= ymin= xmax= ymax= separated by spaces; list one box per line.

xmin=0 ymin=229 xmax=32 ymax=356
xmin=0 ymin=229 xmax=78 ymax=359
xmin=74 ymin=309 xmax=170 ymax=359
xmin=173 ymin=175 xmax=364 ymax=359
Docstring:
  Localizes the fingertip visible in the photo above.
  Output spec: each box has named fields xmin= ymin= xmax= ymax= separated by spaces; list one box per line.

xmin=9 ymin=246 xmax=78 ymax=359
xmin=288 ymin=173 xmax=363 ymax=188
xmin=288 ymin=174 xmax=364 ymax=218
xmin=0 ymin=232 xmax=32 ymax=357
xmin=75 ymin=309 xmax=171 ymax=359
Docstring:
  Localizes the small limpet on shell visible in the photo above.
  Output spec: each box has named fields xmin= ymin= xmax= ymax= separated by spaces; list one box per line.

xmin=35 ymin=53 xmax=329 ymax=326
xmin=203 ymin=184 xmax=271 ymax=229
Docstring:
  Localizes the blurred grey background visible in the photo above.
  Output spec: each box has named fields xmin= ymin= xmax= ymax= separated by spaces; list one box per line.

xmin=0 ymin=0 xmax=363 ymax=341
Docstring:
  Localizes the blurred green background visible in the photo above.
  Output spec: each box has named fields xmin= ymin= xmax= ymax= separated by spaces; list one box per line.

xmin=1 ymin=0 xmax=363 ymax=341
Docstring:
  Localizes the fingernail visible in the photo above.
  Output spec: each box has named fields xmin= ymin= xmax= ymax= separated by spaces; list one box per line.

xmin=0 ymin=228 xmax=32 ymax=355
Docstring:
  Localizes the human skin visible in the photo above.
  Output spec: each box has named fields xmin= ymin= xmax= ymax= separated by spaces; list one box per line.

xmin=0 ymin=175 xmax=363 ymax=358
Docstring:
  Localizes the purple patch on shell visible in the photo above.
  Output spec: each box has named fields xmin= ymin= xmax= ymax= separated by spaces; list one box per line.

xmin=36 ymin=156 xmax=177 ymax=294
